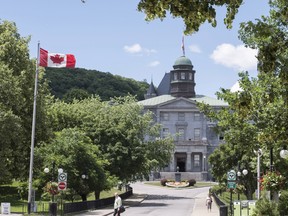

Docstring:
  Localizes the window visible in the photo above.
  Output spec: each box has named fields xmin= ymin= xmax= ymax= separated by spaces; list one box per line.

xmin=188 ymin=73 xmax=192 ymax=80
xmin=162 ymin=128 xmax=169 ymax=138
xmin=174 ymin=73 xmax=178 ymax=80
xmin=194 ymin=128 xmax=201 ymax=141
xmin=160 ymin=112 xmax=169 ymax=121
xmin=181 ymin=72 xmax=185 ymax=80
xmin=194 ymin=154 xmax=200 ymax=167
xmin=178 ymin=128 xmax=185 ymax=141
xmin=194 ymin=113 xmax=200 ymax=121
xmin=178 ymin=112 xmax=185 ymax=121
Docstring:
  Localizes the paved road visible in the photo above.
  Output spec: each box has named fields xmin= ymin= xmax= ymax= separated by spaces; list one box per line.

xmin=80 ymin=181 xmax=219 ymax=216
xmin=126 ymin=182 xmax=213 ymax=216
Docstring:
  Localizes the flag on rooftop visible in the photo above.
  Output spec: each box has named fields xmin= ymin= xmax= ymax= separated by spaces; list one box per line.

xmin=181 ymin=35 xmax=185 ymax=56
xmin=39 ymin=48 xmax=76 ymax=68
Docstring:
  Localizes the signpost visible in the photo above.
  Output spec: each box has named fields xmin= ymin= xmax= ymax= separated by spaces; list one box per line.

xmin=227 ymin=170 xmax=236 ymax=215
xmin=58 ymin=172 xmax=67 ymax=191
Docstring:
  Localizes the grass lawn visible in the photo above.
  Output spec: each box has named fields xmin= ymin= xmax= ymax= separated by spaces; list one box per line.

xmin=217 ymin=191 xmax=256 ymax=205
xmin=0 ymin=183 xmax=122 ymax=214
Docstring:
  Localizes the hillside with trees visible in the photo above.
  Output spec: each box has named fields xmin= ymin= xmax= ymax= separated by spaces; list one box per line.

xmin=44 ymin=67 xmax=149 ymax=102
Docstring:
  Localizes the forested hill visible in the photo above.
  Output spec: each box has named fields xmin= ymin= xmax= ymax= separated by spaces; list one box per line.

xmin=44 ymin=67 xmax=149 ymax=101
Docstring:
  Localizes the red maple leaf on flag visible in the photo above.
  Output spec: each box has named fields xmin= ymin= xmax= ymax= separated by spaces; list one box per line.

xmin=50 ymin=54 xmax=64 ymax=64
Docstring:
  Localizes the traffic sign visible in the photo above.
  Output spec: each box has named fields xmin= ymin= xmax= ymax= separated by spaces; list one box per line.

xmin=58 ymin=172 xmax=67 ymax=182
xmin=227 ymin=181 xmax=236 ymax=189
xmin=227 ymin=170 xmax=236 ymax=181
xmin=58 ymin=181 xmax=67 ymax=190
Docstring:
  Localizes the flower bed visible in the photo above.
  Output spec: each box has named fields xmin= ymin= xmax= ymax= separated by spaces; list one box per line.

xmin=165 ymin=181 xmax=189 ymax=188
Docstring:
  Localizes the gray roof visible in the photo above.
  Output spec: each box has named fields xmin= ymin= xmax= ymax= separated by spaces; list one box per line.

xmin=138 ymin=94 xmax=228 ymax=107
xmin=146 ymin=81 xmax=157 ymax=95
xmin=157 ymin=73 xmax=170 ymax=95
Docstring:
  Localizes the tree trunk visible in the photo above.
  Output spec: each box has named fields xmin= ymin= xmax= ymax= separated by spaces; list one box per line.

xmin=81 ymin=194 xmax=87 ymax=201
xmin=244 ymin=183 xmax=254 ymax=200
xmin=94 ymin=190 xmax=100 ymax=200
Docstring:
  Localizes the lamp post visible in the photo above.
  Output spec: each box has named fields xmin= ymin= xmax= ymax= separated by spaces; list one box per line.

xmin=44 ymin=164 xmax=63 ymax=216
xmin=237 ymin=169 xmax=248 ymax=200
xmin=254 ymin=149 xmax=263 ymax=199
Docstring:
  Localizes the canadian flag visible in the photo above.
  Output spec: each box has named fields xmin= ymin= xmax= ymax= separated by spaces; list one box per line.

xmin=39 ymin=48 xmax=76 ymax=68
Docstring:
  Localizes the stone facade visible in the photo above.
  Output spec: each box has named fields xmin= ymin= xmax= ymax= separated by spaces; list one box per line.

xmin=139 ymin=55 xmax=227 ymax=181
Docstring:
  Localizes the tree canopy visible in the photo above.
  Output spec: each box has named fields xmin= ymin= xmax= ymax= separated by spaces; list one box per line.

xmin=47 ymin=96 xmax=174 ymax=183
xmin=44 ymin=67 xmax=149 ymax=102
xmin=198 ymin=0 xmax=288 ymax=199
xmin=137 ymin=0 xmax=244 ymax=34
xmin=0 ymin=20 xmax=52 ymax=183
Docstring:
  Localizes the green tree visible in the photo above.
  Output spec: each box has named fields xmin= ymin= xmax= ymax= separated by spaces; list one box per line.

xmin=34 ymin=128 xmax=112 ymax=201
xmin=63 ymin=88 xmax=90 ymax=103
xmin=0 ymin=20 xmax=52 ymax=182
xmin=197 ymin=0 xmax=288 ymax=199
xmin=44 ymin=67 xmax=149 ymax=101
xmin=137 ymin=0 xmax=245 ymax=34
xmin=48 ymin=96 xmax=174 ymax=183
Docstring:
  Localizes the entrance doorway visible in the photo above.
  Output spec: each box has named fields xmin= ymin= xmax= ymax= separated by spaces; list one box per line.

xmin=176 ymin=157 xmax=186 ymax=172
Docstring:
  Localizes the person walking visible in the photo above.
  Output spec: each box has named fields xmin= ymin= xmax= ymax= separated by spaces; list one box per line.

xmin=206 ymin=194 xmax=213 ymax=212
xmin=113 ymin=192 xmax=122 ymax=216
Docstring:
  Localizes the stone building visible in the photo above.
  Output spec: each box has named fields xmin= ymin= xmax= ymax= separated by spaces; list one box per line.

xmin=138 ymin=55 xmax=228 ymax=181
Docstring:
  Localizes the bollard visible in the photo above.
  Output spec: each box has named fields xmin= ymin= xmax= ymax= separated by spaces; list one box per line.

xmin=49 ymin=202 xmax=57 ymax=216
xmin=219 ymin=205 xmax=228 ymax=216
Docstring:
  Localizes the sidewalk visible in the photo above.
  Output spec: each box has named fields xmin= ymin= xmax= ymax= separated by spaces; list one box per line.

xmin=191 ymin=191 xmax=219 ymax=216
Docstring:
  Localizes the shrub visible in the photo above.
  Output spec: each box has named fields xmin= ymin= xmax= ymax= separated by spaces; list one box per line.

xmin=188 ymin=179 xmax=196 ymax=186
xmin=251 ymin=197 xmax=279 ymax=216
xmin=278 ymin=190 xmax=288 ymax=215
xmin=160 ymin=178 xmax=167 ymax=186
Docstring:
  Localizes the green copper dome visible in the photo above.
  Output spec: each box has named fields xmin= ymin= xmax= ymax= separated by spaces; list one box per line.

xmin=174 ymin=56 xmax=192 ymax=66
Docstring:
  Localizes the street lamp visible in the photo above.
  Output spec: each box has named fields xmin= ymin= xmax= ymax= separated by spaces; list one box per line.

xmin=237 ymin=169 xmax=248 ymax=200
xmin=254 ymin=149 xmax=263 ymax=199
xmin=44 ymin=164 xmax=63 ymax=216
xmin=237 ymin=169 xmax=248 ymax=177
xmin=81 ymin=174 xmax=89 ymax=180
xmin=280 ymin=147 xmax=288 ymax=159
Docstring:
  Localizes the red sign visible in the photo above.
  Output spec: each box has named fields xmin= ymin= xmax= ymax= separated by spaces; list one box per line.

xmin=58 ymin=181 xmax=67 ymax=190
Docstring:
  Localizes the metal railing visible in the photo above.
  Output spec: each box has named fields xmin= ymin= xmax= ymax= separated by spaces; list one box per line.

xmin=63 ymin=188 xmax=133 ymax=214
xmin=212 ymin=192 xmax=228 ymax=216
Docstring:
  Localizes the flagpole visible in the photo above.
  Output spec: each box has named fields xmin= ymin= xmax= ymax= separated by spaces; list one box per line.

xmin=27 ymin=41 xmax=40 ymax=214
xmin=182 ymin=34 xmax=185 ymax=56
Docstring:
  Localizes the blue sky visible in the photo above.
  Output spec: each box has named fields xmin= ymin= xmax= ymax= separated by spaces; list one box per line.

xmin=1 ymin=0 xmax=270 ymax=97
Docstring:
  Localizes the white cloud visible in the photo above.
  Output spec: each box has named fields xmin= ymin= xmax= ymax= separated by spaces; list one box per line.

xmin=210 ymin=43 xmax=258 ymax=71
xmin=123 ymin=44 xmax=157 ymax=55
xmin=189 ymin=44 xmax=201 ymax=53
xmin=148 ymin=61 xmax=160 ymax=67
xmin=124 ymin=43 xmax=142 ymax=53
xmin=144 ymin=48 xmax=157 ymax=55
xmin=230 ymin=81 xmax=243 ymax=93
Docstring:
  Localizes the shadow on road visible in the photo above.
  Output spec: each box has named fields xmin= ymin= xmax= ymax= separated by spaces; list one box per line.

xmin=146 ymin=194 xmax=194 ymax=200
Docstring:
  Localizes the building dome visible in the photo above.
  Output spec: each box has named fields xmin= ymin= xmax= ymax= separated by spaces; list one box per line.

xmin=174 ymin=56 xmax=192 ymax=66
